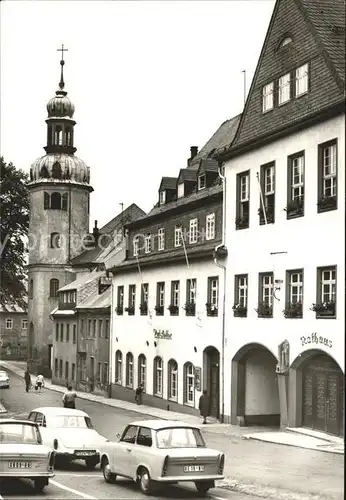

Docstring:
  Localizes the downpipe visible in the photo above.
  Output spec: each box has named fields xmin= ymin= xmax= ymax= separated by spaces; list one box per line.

xmin=214 ymin=163 xmax=227 ymax=423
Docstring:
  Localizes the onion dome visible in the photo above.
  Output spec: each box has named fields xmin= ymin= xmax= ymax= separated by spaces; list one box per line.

xmin=30 ymin=153 xmax=90 ymax=185
xmin=47 ymin=90 xmax=75 ymax=119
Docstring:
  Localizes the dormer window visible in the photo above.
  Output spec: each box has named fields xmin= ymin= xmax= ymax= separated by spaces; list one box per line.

xmin=262 ymin=82 xmax=274 ymax=113
xmin=280 ymin=36 xmax=292 ymax=48
xmin=295 ymin=64 xmax=309 ymax=97
xmin=133 ymin=235 xmax=139 ymax=257
xmin=159 ymin=191 xmax=166 ymax=205
xmin=198 ymin=174 xmax=206 ymax=190
xmin=177 ymin=183 xmax=184 ymax=199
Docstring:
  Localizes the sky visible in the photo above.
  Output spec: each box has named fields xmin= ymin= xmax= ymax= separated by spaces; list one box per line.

xmin=1 ymin=0 xmax=275 ymax=228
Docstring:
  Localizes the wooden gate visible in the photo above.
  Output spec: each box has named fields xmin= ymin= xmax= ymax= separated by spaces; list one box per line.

xmin=303 ymin=355 xmax=344 ymax=436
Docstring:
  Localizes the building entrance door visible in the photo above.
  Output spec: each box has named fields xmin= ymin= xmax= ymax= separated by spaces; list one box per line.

xmin=303 ymin=355 xmax=344 ymax=436
xmin=203 ymin=346 xmax=220 ymax=419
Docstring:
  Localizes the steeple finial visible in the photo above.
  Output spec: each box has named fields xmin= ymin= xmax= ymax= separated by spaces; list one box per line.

xmin=57 ymin=44 xmax=68 ymax=90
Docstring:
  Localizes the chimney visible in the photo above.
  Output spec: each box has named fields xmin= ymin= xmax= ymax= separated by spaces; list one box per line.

xmin=92 ymin=220 xmax=100 ymax=246
xmin=188 ymin=146 xmax=198 ymax=166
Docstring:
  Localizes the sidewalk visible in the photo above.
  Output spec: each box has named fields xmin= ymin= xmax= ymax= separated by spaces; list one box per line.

xmin=1 ymin=359 xmax=343 ymax=455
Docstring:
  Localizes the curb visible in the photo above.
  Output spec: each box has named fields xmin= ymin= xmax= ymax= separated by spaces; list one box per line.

xmin=243 ymin=435 xmax=344 ymax=456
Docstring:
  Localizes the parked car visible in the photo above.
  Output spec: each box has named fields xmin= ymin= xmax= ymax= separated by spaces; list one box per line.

xmin=0 ymin=370 xmax=10 ymax=389
xmin=99 ymin=419 xmax=225 ymax=496
xmin=0 ymin=418 xmax=55 ymax=492
xmin=28 ymin=407 xmax=108 ymax=469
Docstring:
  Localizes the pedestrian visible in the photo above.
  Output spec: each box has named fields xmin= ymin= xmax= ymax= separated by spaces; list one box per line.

xmin=62 ymin=385 xmax=77 ymax=409
xmin=35 ymin=374 xmax=45 ymax=392
xmin=199 ymin=389 xmax=209 ymax=424
xmin=135 ymin=383 xmax=144 ymax=405
xmin=24 ymin=369 xmax=31 ymax=393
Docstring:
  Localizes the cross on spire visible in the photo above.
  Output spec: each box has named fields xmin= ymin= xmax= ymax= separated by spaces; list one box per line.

xmin=57 ymin=44 xmax=68 ymax=90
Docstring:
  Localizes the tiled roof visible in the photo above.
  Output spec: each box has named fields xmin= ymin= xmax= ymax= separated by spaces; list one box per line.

xmin=0 ymin=302 xmax=27 ymax=313
xmin=159 ymin=177 xmax=178 ymax=191
xmin=99 ymin=203 xmax=145 ymax=235
xmin=198 ymin=158 xmax=219 ymax=173
xmin=58 ymin=270 xmax=104 ymax=292
xmin=76 ymin=286 xmax=111 ymax=310
xmin=178 ymin=168 xmax=198 ymax=183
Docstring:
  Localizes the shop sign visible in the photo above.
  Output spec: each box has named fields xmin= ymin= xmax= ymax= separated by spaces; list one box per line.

xmin=194 ymin=366 xmax=201 ymax=392
xmin=153 ymin=329 xmax=172 ymax=340
xmin=300 ymin=332 xmax=332 ymax=349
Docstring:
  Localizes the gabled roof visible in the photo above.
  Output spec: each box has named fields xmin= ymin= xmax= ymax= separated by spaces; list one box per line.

xmin=197 ymin=158 xmax=219 ymax=174
xmin=177 ymin=167 xmax=198 ymax=184
xmin=218 ymin=0 xmax=345 ymax=155
xmin=76 ymin=286 xmax=111 ymax=310
xmin=159 ymin=177 xmax=178 ymax=191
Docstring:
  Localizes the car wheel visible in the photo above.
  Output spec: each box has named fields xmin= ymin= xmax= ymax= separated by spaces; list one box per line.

xmin=138 ymin=467 xmax=155 ymax=495
xmin=34 ymin=478 xmax=48 ymax=492
xmin=101 ymin=457 xmax=116 ymax=483
xmin=85 ymin=456 xmax=99 ymax=469
xmin=195 ymin=480 xmax=212 ymax=495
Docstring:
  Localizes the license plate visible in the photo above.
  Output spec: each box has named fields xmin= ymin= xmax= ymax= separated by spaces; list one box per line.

xmin=183 ymin=465 xmax=204 ymax=472
xmin=8 ymin=461 xmax=32 ymax=469
xmin=75 ymin=451 xmax=95 ymax=457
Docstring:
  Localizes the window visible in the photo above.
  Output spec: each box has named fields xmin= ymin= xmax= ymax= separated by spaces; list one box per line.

xmin=236 ymin=172 xmax=250 ymax=229
xmin=144 ymin=233 xmax=152 ymax=253
xmin=207 ymin=277 xmax=219 ymax=316
xmin=98 ymin=319 xmax=103 ymax=338
xmin=80 ymin=318 xmax=84 ymax=336
xmin=54 ymin=358 xmax=58 ymax=377
xmin=5 ymin=319 xmax=13 ymax=329
xmin=50 ymin=279 xmax=60 ymax=297
xmin=50 ymin=192 xmax=62 ymax=209
xmin=287 ymin=152 xmax=304 ymax=218
xmin=59 ymin=359 xmax=63 ymax=378
xmin=157 ymin=228 xmax=165 ymax=251
xmin=29 ymin=279 xmax=33 ymax=299
xmin=259 ymin=162 xmax=275 ymax=224
xmin=88 ymin=319 xmax=92 ymax=337
xmin=206 ymin=213 xmax=215 ymax=240
xmin=168 ymin=359 xmax=178 ymax=401
xmin=156 ymin=282 xmax=165 ymax=315
xmin=198 ymin=174 xmax=206 ymax=190
xmin=66 ymin=323 xmax=70 ymax=342
xmin=137 ymin=427 xmax=152 ymax=447
xmin=93 ymin=319 xmax=97 ymax=338
xmin=127 ymin=285 xmax=136 ymax=314
xmin=278 ymin=73 xmax=291 ymax=105
xmin=126 ymin=352 xmax=134 ymax=388
xmin=44 ymin=191 xmax=50 ymax=209
xmin=50 ymin=232 xmax=61 ymax=249
xmin=121 ymin=425 xmax=138 ymax=444
xmin=60 ymin=323 xmax=64 ymax=342
xmin=97 ymin=362 xmax=102 ymax=383
xmin=177 ymin=183 xmax=184 ymax=198
xmin=185 ymin=279 xmax=196 ymax=316
xmin=174 ymin=225 xmax=183 ymax=247
xmin=318 ymin=140 xmax=337 ymax=212
xmin=21 ymin=319 xmax=28 ymax=329
xmin=257 ymin=273 xmax=273 ymax=318
xmin=295 ymin=63 xmax=308 ymax=97
xmin=170 ymin=281 xmax=180 ymax=315
xmin=314 ymin=266 xmax=337 ymax=318
xmin=103 ymin=363 xmax=108 ymax=385
xmin=189 ymin=218 xmax=198 ymax=244
xmin=117 ymin=285 xmax=124 ymax=314
xmin=115 ymin=350 xmax=122 ymax=384
xmin=233 ymin=274 xmax=248 ymax=317
xmin=55 ymin=323 xmax=59 ymax=341
xmin=65 ymin=361 xmax=69 ymax=380
xmin=159 ymin=191 xmax=166 ymax=205
xmin=72 ymin=324 xmax=77 ymax=344
xmin=140 ymin=283 xmax=149 ymax=315
xmin=138 ymin=354 xmax=146 ymax=390
xmin=184 ymin=362 xmax=195 ymax=405
xmin=262 ymin=82 xmax=274 ymax=112
xmin=105 ymin=319 xmax=109 ymax=339
xmin=284 ymin=270 xmax=303 ymax=318
xmin=133 ymin=235 xmax=139 ymax=257
xmin=72 ymin=363 xmax=75 ymax=381
xmin=153 ymin=357 xmax=163 ymax=396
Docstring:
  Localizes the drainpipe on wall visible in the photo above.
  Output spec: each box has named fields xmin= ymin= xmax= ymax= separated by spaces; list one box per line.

xmin=214 ymin=163 xmax=227 ymax=424
xmin=108 ymin=272 xmax=114 ymax=399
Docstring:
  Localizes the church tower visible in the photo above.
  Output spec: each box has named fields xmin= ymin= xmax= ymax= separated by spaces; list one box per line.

xmin=27 ymin=47 xmax=93 ymax=376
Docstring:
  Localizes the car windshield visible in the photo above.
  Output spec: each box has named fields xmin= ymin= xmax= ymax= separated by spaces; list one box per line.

xmin=156 ymin=427 xmax=206 ymax=449
xmin=0 ymin=423 xmax=41 ymax=445
xmin=49 ymin=416 xmax=93 ymax=429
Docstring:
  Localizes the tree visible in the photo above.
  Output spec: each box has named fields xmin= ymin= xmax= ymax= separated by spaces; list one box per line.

xmin=0 ymin=157 xmax=29 ymax=307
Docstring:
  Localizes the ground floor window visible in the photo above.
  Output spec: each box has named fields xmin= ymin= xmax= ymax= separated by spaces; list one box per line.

xmin=126 ymin=352 xmax=134 ymax=388
xmin=71 ymin=363 xmax=75 ymax=381
xmin=154 ymin=356 xmax=163 ymax=396
xmin=138 ymin=354 xmax=146 ymax=390
xmin=184 ymin=362 xmax=195 ymax=405
xmin=54 ymin=358 xmax=58 ymax=377
xmin=115 ymin=350 xmax=122 ymax=384
xmin=59 ymin=359 xmax=63 ymax=378
xmin=103 ymin=363 xmax=108 ymax=385
xmin=168 ymin=359 xmax=178 ymax=401
xmin=65 ymin=361 xmax=69 ymax=380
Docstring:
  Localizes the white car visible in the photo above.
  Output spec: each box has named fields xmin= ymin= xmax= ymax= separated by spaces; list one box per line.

xmin=0 ymin=418 xmax=55 ymax=492
xmin=28 ymin=407 xmax=108 ymax=468
xmin=100 ymin=420 xmax=225 ymax=496
xmin=0 ymin=370 xmax=10 ymax=388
